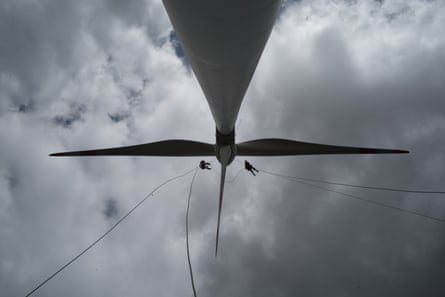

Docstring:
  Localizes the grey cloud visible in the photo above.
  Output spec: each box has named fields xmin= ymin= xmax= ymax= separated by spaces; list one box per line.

xmin=102 ymin=198 xmax=119 ymax=219
xmin=53 ymin=103 xmax=87 ymax=128
xmin=108 ymin=111 xmax=130 ymax=123
xmin=0 ymin=1 xmax=85 ymax=105
xmin=1 ymin=1 xmax=445 ymax=297
xmin=17 ymin=101 xmax=34 ymax=113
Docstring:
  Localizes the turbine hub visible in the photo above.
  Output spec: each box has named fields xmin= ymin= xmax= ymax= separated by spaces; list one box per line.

xmin=215 ymin=129 xmax=236 ymax=165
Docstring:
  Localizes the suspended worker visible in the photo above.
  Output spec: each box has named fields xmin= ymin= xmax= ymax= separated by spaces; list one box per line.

xmin=244 ymin=160 xmax=259 ymax=176
xmin=199 ymin=160 xmax=211 ymax=170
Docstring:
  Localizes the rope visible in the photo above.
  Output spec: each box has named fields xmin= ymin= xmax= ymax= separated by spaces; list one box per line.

xmin=259 ymin=169 xmax=445 ymax=194
xmin=261 ymin=170 xmax=445 ymax=224
xmin=25 ymin=166 xmax=197 ymax=297
xmin=186 ymin=168 xmax=199 ymax=297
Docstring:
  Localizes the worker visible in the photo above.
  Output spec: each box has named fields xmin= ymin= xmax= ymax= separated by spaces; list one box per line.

xmin=244 ymin=160 xmax=259 ymax=176
xmin=199 ymin=160 xmax=211 ymax=170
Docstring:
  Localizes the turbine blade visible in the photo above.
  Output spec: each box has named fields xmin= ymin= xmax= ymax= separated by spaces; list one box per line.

xmin=49 ymin=140 xmax=215 ymax=157
xmin=215 ymin=164 xmax=227 ymax=257
xmin=237 ymin=138 xmax=408 ymax=156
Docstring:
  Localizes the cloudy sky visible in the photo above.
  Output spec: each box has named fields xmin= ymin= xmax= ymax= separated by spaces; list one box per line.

xmin=1 ymin=0 xmax=445 ymax=296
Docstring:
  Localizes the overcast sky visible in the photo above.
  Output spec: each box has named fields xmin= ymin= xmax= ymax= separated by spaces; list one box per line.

xmin=1 ymin=0 xmax=445 ymax=296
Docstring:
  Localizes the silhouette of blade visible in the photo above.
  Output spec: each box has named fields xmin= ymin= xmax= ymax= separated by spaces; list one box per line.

xmin=50 ymin=140 xmax=215 ymax=157
xmin=237 ymin=138 xmax=408 ymax=156
xmin=215 ymin=165 xmax=226 ymax=257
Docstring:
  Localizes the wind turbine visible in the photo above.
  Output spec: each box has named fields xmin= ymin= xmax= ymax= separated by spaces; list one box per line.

xmin=50 ymin=0 xmax=408 ymax=256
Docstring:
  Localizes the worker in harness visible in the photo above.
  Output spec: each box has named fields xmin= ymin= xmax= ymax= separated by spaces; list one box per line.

xmin=244 ymin=160 xmax=259 ymax=176
xmin=199 ymin=160 xmax=211 ymax=170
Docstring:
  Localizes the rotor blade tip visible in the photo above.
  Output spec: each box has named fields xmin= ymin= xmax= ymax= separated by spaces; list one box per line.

xmin=387 ymin=149 xmax=409 ymax=154
xmin=358 ymin=148 xmax=409 ymax=154
xmin=49 ymin=152 xmax=71 ymax=157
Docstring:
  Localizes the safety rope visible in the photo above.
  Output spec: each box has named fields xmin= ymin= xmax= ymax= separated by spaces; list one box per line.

xmin=25 ymin=166 xmax=197 ymax=297
xmin=186 ymin=168 xmax=199 ymax=297
xmin=259 ymin=169 xmax=445 ymax=194
xmin=260 ymin=169 xmax=445 ymax=224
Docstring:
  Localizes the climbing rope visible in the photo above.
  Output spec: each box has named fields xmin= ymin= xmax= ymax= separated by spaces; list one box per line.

xmin=259 ymin=168 xmax=445 ymax=224
xmin=25 ymin=166 xmax=198 ymax=297
xmin=259 ymin=169 xmax=445 ymax=194
xmin=186 ymin=168 xmax=199 ymax=297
